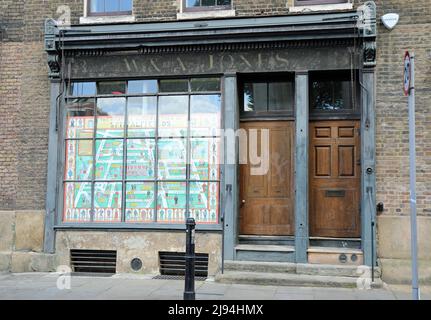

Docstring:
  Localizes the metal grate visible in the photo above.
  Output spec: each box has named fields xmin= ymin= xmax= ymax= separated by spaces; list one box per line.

xmin=159 ymin=252 xmax=209 ymax=278
xmin=70 ymin=249 xmax=117 ymax=274
xmin=153 ymin=275 xmax=208 ymax=281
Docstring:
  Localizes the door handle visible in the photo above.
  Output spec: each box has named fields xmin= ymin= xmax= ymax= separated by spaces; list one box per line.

xmin=241 ymin=200 xmax=246 ymax=207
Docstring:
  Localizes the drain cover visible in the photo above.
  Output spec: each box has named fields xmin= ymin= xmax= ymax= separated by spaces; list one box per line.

xmin=153 ymin=275 xmax=207 ymax=281
xmin=131 ymin=258 xmax=143 ymax=271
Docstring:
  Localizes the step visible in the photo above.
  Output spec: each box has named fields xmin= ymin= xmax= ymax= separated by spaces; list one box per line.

xmin=216 ymin=271 xmax=383 ymax=289
xmin=235 ymin=245 xmax=295 ymax=263
xmin=308 ymin=246 xmax=364 ymax=266
xmin=224 ymin=260 xmax=381 ymax=278
xmin=238 ymin=235 xmax=295 ymax=246
xmin=225 ymin=260 xmax=297 ymax=274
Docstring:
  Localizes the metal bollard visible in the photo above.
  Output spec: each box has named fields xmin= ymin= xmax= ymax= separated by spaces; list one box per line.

xmin=184 ymin=218 xmax=196 ymax=300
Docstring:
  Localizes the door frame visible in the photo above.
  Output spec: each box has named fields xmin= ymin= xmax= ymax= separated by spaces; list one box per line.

xmin=222 ymin=69 xmax=377 ymax=267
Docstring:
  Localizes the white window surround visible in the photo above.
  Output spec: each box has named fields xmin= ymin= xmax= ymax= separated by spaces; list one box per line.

xmin=80 ymin=0 xmax=136 ymax=24
xmin=289 ymin=2 xmax=353 ymax=13
xmin=176 ymin=1 xmax=236 ymax=21
xmin=177 ymin=9 xmax=236 ymax=20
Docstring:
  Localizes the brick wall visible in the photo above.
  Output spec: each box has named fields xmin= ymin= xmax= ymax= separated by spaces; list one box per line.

xmin=363 ymin=0 xmax=431 ymax=217
xmin=0 ymin=0 xmax=430 ymax=217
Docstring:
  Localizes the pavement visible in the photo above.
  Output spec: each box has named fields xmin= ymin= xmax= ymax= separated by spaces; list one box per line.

xmin=0 ymin=272 xmax=430 ymax=300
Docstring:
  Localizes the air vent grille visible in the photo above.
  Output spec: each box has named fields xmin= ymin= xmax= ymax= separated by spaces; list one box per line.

xmin=70 ymin=249 xmax=117 ymax=274
xmin=159 ymin=252 xmax=209 ymax=278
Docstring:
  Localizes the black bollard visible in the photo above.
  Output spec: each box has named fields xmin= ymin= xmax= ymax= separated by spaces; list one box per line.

xmin=184 ymin=218 xmax=196 ymax=300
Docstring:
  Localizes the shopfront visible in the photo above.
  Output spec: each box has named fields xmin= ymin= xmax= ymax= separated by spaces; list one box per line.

xmin=44 ymin=4 xmax=378 ymax=274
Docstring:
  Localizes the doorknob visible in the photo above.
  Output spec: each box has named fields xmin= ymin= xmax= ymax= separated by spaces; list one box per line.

xmin=241 ymin=200 xmax=246 ymax=207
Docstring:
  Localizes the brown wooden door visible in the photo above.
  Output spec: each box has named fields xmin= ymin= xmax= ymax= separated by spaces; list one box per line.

xmin=309 ymin=120 xmax=361 ymax=238
xmin=239 ymin=121 xmax=295 ymax=236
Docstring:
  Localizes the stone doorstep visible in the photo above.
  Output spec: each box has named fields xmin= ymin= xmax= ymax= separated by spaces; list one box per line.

xmin=215 ymin=271 xmax=384 ymax=289
xmin=224 ymin=260 xmax=381 ymax=278
xmin=235 ymin=244 xmax=295 ymax=252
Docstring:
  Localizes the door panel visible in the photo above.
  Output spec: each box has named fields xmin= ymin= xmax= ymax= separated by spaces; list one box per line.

xmin=310 ymin=121 xmax=361 ymax=238
xmin=240 ymin=121 xmax=294 ymax=236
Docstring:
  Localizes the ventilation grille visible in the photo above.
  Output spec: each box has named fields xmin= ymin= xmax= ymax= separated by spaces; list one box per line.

xmin=159 ymin=252 xmax=209 ymax=278
xmin=70 ymin=249 xmax=117 ymax=274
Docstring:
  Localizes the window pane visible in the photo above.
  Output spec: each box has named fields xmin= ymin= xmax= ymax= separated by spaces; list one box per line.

xmin=91 ymin=0 xmax=105 ymax=12
xmin=94 ymin=182 xmax=122 ymax=222
xmin=63 ymin=182 xmax=92 ymax=223
xmin=159 ymin=79 xmax=189 ymax=93
xmin=186 ymin=0 xmax=200 ymax=8
xmin=105 ymin=0 xmax=120 ymax=12
xmin=96 ymin=98 xmax=126 ymax=138
xmin=202 ymin=0 xmax=216 ymax=6
xmin=126 ymin=139 xmax=155 ymax=180
xmin=190 ymin=95 xmax=221 ymax=137
xmin=217 ymin=0 xmax=231 ymax=5
xmin=310 ymin=72 xmax=353 ymax=112
xmin=127 ymin=97 xmax=156 ymax=137
xmin=95 ymin=139 xmax=124 ymax=180
xmin=98 ymin=81 xmax=126 ymax=95
xmin=158 ymin=95 xmax=188 ymax=137
xmin=158 ymin=139 xmax=187 ymax=180
xmin=268 ymin=82 xmax=294 ymax=111
xmin=128 ymin=80 xmax=158 ymax=94
xmin=190 ymin=78 xmax=220 ymax=92
xmin=65 ymin=140 xmax=94 ymax=181
xmin=243 ymin=83 xmax=267 ymax=112
xmin=125 ymin=182 xmax=155 ymax=222
xmin=66 ymin=98 xmax=95 ymax=139
xmin=189 ymin=182 xmax=219 ymax=224
xmin=70 ymin=82 xmax=96 ymax=96
xmin=157 ymin=182 xmax=187 ymax=223
xmin=190 ymin=138 xmax=220 ymax=181
xmin=120 ymin=0 xmax=132 ymax=11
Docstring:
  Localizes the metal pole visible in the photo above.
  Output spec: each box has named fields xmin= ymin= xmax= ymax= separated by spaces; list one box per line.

xmin=184 ymin=218 xmax=196 ymax=300
xmin=408 ymin=53 xmax=420 ymax=300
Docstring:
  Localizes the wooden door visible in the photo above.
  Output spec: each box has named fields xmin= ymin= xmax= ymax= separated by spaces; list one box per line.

xmin=309 ymin=120 xmax=361 ymax=238
xmin=239 ymin=121 xmax=294 ymax=236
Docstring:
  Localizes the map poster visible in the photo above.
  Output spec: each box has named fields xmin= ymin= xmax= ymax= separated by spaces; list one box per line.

xmin=64 ymin=114 xmax=220 ymax=224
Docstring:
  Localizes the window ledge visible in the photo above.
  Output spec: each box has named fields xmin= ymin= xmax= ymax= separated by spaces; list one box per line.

xmin=79 ymin=15 xmax=136 ymax=24
xmin=289 ymin=3 xmax=353 ymax=13
xmin=177 ymin=9 xmax=236 ymax=21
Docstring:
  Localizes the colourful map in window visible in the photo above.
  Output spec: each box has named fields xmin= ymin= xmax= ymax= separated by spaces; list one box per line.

xmin=64 ymin=115 xmax=220 ymax=224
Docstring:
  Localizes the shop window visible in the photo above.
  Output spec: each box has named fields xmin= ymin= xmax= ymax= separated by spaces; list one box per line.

xmin=242 ymin=78 xmax=295 ymax=117
xmin=309 ymin=70 xmax=356 ymax=114
xmin=88 ymin=0 xmax=133 ymax=16
xmin=184 ymin=0 xmax=232 ymax=11
xmin=63 ymin=78 xmax=221 ymax=226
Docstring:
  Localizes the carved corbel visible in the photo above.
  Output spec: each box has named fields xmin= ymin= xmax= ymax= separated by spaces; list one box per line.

xmin=363 ymin=41 xmax=377 ymax=68
xmin=45 ymin=19 xmax=61 ymax=79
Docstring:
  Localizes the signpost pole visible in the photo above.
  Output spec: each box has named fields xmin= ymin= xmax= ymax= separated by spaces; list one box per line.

xmin=407 ymin=53 xmax=420 ymax=300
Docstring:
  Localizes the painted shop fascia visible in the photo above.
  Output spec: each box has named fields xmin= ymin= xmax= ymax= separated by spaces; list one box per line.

xmin=44 ymin=3 xmax=378 ymax=274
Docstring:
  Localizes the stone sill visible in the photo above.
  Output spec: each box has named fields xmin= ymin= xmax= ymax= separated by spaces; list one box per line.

xmin=289 ymin=3 xmax=353 ymax=13
xmin=177 ymin=10 xmax=236 ymax=20
xmin=79 ymin=15 xmax=136 ymax=24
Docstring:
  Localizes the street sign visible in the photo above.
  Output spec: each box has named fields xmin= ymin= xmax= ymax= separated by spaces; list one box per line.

xmin=404 ymin=51 xmax=412 ymax=96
